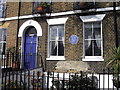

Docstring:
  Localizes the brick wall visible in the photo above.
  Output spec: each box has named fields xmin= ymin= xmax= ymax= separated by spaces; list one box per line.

xmin=52 ymin=2 xmax=73 ymax=13
xmin=6 ymin=2 xmax=19 ymax=18
xmin=6 ymin=20 xmax=18 ymax=49
xmin=46 ymin=12 xmax=118 ymax=72
xmin=20 ymin=2 xmax=32 ymax=16
xmin=5 ymin=2 xmax=120 ymax=72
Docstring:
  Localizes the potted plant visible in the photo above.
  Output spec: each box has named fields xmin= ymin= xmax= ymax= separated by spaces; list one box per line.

xmin=36 ymin=2 xmax=51 ymax=14
xmin=106 ymin=45 xmax=120 ymax=88
xmin=31 ymin=79 xmax=42 ymax=90
xmin=31 ymin=71 xmax=42 ymax=90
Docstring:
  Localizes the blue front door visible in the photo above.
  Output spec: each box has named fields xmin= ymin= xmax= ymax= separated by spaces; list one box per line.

xmin=24 ymin=34 xmax=37 ymax=69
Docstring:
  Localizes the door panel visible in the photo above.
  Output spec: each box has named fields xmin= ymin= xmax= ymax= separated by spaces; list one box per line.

xmin=24 ymin=34 xmax=37 ymax=69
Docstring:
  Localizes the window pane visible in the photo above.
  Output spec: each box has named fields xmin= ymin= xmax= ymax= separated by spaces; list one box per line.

xmin=2 ymin=30 xmax=6 ymax=41
xmin=84 ymin=22 xmax=102 ymax=57
xmin=85 ymin=28 xmax=92 ymax=39
xmin=50 ymin=26 xmax=57 ymax=40
xmin=0 ymin=30 xmax=2 ymax=41
xmin=85 ymin=38 xmax=101 ymax=56
xmin=2 ymin=0 xmax=6 ymax=3
xmin=94 ymin=28 xmax=101 ymax=39
xmin=34 ymin=1 xmax=41 ymax=8
xmin=49 ymin=25 xmax=64 ymax=57
xmin=25 ymin=27 xmax=37 ymax=34
xmin=0 ymin=29 xmax=7 ymax=55
xmin=2 ymin=43 xmax=6 ymax=54
xmin=0 ymin=43 xmax=2 ymax=52
xmin=0 ymin=0 xmax=6 ymax=18
xmin=0 ymin=29 xmax=6 ymax=41
xmin=93 ymin=22 xmax=101 ymax=28
xmin=0 ymin=5 xmax=2 ymax=9
xmin=58 ymin=25 xmax=64 ymax=40
xmin=85 ymin=40 xmax=92 ymax=56
xmin=50 ymin=41 xmax=57 ymax=56
xmin=94 ymin=40 xmax=101 ymax=56
xmin=93 ymin=22 xmax=101 ymax=39
xmin=84 ymin=23 xmax=92 ymax=39
xmin=58 ymin=41 xmax=64 ymax=56
xmin=84 ymin=23 xmax=92 ymax=28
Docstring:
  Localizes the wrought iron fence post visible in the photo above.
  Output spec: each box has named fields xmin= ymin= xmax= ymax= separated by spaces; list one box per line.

xmin=108 ymin=68 xmax=109 ymax=89
xmin=57 ymin=72 xmax=59 ymax=90
xmin=113 ymin=68 xmax=114 ymax=90
xmin=47 ymin=71 xmax=49 ymax=90
xmin=62 ymin=73 xmax=65 ymax=90
xmin=80 ymin=71 xmax=82 ymax=89
xmin=117 ymin=64 xmax=119 ymax=90
xmin=51 ymin=72 xmax=54 ymax=90
xmin=103 ymin=69 xmax=105 ymax=90
xmin=42 ymin=71 xmax=44 ymax=90
xmin=28 ymin=70 xmax=30 ymax=90
xmin=0 ymin=51 xmax=2 ymax=90
xmin=69 ymin=73 xmax=70 ymax=90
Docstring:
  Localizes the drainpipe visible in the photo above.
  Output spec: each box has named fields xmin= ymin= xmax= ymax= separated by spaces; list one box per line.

xmin=15 ymin=0 xmax=21 ymax=66
xmin=16 ymin=0 xmax=21 ymax=52
xmin=113 ymin=2 xmax=118 ymax=48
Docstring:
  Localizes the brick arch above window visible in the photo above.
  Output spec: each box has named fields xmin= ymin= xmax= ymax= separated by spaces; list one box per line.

xmin=18 ymin=20 xmax=42 ymax=37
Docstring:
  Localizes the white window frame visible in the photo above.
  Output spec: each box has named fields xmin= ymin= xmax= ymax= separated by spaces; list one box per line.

xmin=80 ymin=14 xmax=105 ymax=61
xmin=47 ymin=17 xmax=68 ymax=60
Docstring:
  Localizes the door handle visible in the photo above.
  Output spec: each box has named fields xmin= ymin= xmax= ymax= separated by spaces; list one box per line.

xmin=30 ymin=53 xmax=32 ymax=56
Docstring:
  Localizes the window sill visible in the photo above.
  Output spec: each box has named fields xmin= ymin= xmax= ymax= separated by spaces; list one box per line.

xmin=46 ymin=56 xmax=65 ymax=61
xmin=82 ymin=56 xmax=104 ymax=61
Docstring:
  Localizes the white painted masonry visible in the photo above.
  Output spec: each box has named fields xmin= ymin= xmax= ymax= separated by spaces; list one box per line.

xmin=18 ymin=19 xmax=42 ymax=37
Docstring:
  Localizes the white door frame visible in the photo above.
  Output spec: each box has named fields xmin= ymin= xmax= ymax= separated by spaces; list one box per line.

xmin=18 ymin=20 xmax=42 ymax=69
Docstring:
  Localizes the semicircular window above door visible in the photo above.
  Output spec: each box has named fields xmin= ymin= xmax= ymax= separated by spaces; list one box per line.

xmin=24 ymin=26 xmax=37 ymax=70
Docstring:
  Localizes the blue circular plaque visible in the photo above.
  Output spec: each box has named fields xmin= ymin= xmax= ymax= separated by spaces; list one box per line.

xmin=69 ymin=35 xmax=79 ymax=44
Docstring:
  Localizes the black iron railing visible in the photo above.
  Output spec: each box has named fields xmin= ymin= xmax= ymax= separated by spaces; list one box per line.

xmin=1 ymin=53 xmax=120 ymax=89
xmin=2 ymin=67 xmax=120 ymax=90
xmin=1 ymin=53 xmax=43 ymax=70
